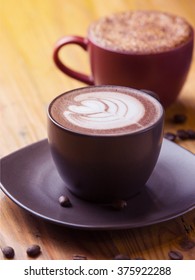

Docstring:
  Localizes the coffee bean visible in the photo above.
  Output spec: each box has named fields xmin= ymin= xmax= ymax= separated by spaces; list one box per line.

xmin=26 ymin=244 xmax=41 ymax=258
xmin=168 ymin=250 xmax=183 ymax=260
xmin=1 ymin=246 xmax=15 ymax=259
xmin=114 ymin=254 xmax=131 ymax=260
xmin=111 ymin=199 xmax=127 ymax=210
xmin=179 ymin=238 xmax=195 ymax=250
xmin=73 ymin=255 xmax=87 ymax=260
xmin=177 ymin=129 xmax=189 ymax=140
xmin=172 ymin=114 xmax=187 ymax=124
xmin=186 ymin=129 xmax=195 ymax=139
xmin=58 ymin=195 xmax=72 ymax=207
xmin=164 ymin=132 xmax=177 ymax=142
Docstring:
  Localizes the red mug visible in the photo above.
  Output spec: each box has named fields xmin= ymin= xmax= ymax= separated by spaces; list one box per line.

xmin=53 ymin=14 xmax=194 ymax=108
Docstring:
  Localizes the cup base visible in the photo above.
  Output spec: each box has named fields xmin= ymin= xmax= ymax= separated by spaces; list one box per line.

xmin=66 ymin=184 xmax=144 ymax=204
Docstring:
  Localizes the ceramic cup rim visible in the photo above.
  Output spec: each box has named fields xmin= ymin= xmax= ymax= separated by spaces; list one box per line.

xmin=48 ymin=85 xmax=164 ymax=138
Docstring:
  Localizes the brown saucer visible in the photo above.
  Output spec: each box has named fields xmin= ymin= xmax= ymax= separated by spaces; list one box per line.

xmin=0 ymin=139 xmax=195 ymax=230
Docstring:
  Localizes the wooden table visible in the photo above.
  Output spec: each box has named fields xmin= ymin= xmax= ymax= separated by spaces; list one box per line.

xmin=0 ymin=0 xmax=195 ymax=260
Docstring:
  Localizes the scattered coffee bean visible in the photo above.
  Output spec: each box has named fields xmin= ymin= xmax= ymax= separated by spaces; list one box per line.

xmin=176 ymin=129 xmax=189 ymax=140
xmin=26 ymin=244 xmax=41 ymax=258
xmin=165 ymin=129 xmax=195 ymax=142
xmin=58 ymin=195 xmax=72 ymax=207
xmin=179 ymin=238 xmax=195 ymax=250
xmin=164 ymin=132 xmax=177 ymax=142
xmin=114 ymin=254 xmax=131 ymax=260
xmin=168 ymin=250 xmax=183 ymax=260
xmin=172 ymin=114 xmax=187 ymax=124
xmin=111 ymin=199 xmax=127 ymax=210
xmin=73 ymin=254 xmax=87 ymax=260
xmin=186 ymin=129 xmax=195 ymax=139
xmin=1 ymin=246 xmax=15 ymax=259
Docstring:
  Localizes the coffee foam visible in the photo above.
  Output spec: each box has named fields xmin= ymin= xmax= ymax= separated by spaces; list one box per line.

xmin=50 ymin=87 xmax=162 ymax=135
xmin=89 ymin=11 xmax=192 ymax=54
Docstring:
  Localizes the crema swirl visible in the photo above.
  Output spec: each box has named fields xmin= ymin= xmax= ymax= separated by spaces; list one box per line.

xmin=50 ymin=86 xmax=163 ymax=135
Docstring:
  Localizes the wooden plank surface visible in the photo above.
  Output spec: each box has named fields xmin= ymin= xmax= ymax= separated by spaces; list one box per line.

xmin=0 ymin=0 xmax=195 ymax=260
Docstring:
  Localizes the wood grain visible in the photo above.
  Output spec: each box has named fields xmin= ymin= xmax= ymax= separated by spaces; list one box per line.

xmin=0 ymin=0 xmax=195 ymax=260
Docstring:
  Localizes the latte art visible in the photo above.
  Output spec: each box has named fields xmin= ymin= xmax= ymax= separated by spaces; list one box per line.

xmin=50 ymin=86 xmax=163 ymax=135
xmin=63 ymin=92 xmax=144 ymax=130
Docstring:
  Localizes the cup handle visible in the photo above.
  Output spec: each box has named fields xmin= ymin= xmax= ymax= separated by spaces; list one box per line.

xmin=53 ymin=36 xmax=94 ymax=85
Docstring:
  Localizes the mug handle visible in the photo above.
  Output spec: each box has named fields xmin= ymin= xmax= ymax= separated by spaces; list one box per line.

xmin=53 ymin=36 xmax=94 ymax=85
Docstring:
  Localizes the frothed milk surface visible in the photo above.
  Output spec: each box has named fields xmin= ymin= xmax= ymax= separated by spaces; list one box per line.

xmin=89 ymin=11 xmax=191 ymax=54
xmin=50 ymin=87 xmax=163 ymax=136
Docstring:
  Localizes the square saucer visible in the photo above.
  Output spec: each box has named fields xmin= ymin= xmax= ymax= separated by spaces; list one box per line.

xmin=0 ymin=139 xmax=195 ymax=230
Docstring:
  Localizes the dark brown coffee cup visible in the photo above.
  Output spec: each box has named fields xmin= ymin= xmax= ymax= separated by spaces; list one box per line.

xmin=53 ymin=11 xmax=194 ymax=108
xmin=47 ymin=86 xmax=164 ymax=202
